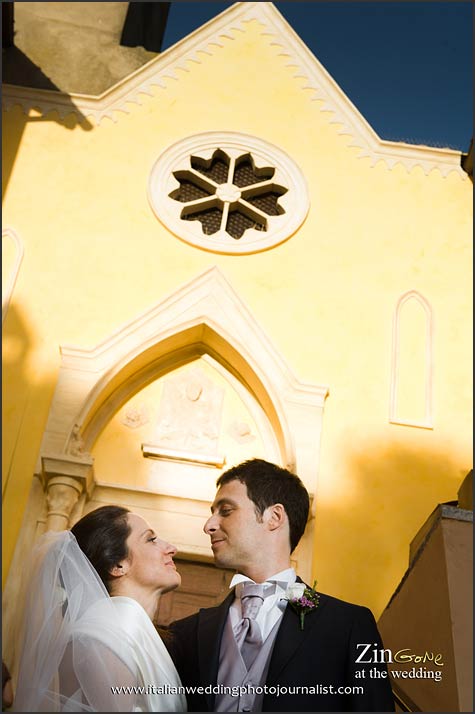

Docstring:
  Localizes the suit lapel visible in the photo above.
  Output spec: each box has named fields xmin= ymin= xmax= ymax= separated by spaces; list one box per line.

xmin=197 ymin=590 xmax=235 ymax=710
xmin=196 ymin=579 xmax=325 ymax=701
xmin=267 ymin=580 xmax=327 ymax=684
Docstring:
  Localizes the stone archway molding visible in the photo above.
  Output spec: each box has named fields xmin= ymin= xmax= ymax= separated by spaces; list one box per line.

xmin=37 ymin=266 xmax=329 ymax=500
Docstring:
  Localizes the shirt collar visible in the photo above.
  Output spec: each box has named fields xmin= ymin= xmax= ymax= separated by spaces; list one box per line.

xmin=230 ymin=567 xmax=296 ymax=595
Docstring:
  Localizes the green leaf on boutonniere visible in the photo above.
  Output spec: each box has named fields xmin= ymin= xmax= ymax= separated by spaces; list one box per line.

xmin=283 ymin=580 xmax=320 ymax=631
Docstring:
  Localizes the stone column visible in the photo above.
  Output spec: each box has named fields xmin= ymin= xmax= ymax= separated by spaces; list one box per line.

xmin=41 ymin=454 xmax=95 ymax=531
xmin=45 ymin=475 xmax=83 ymax=531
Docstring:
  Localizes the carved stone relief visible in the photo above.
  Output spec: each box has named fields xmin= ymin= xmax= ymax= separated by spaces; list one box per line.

xmin=154 ymin=367 xmax=224 ymax=454
xmin=68 ymin=423 xmax=86 ymax=456
xmin=122 ymin=405 xmax=149 ymax=429
xmin=228 ymin=420 xmax=256 ymax=444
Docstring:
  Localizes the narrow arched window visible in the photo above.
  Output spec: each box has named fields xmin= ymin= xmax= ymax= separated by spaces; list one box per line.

xmin=389 ymin=291 xmax=433 ymax=429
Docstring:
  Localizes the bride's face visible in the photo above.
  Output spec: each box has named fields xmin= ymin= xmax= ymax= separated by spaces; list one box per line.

xmin=122 ymin=513 xmax=181 ymax=594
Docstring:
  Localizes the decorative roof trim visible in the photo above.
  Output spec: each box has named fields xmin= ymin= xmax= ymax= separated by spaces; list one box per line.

xmin=2 ymin=2 xmax=464 ymax=177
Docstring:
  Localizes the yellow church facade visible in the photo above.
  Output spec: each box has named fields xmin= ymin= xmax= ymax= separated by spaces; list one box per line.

xmin=2 ymin=1 xmax=472 ymax=695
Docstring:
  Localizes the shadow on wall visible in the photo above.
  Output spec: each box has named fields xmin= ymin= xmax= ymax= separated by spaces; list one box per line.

xmin=2 ymin=303 xmax=35 ymax=498
xmin=313 ymin=441 xmax=466 ymax=619
xmin=2 ymin=302 xmax=56 ymax=582
xmin=2 ymin=299 xmax=62 ymax=684
xmin=2 ymin=48 xmax=93 ymax=200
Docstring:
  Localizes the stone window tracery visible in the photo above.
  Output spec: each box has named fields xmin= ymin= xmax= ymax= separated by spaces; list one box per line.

xmin=170 ymin=149 xmax=287 ymax=240
xmin=148 ymin=132 xmax=309 ymax=255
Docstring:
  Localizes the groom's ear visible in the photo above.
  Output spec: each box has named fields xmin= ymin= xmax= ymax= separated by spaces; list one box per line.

xmin=265 ymin=503 xmax=287 ymax=531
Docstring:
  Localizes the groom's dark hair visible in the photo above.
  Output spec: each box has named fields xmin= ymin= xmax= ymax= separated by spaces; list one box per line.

xmin=216 ymin=459 xmax=309 ymax=552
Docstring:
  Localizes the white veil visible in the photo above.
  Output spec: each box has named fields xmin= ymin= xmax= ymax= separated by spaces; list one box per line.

xmin=12 ymin=530 xmax=139 ymax=712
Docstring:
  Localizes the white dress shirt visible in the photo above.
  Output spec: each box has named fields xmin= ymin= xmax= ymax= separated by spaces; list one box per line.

xmin=228 ymin=568 xmax=296 ymax=641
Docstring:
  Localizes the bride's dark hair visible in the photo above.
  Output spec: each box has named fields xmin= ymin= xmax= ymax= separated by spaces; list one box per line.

xmin=71 ymin=505 xmax=131 ymax=594
xmin=71 ymin=505 xmax=173 ymax=643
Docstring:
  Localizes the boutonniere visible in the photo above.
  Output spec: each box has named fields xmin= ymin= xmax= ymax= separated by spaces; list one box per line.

xmin=283 ymin=581 xmax=320 ymax=631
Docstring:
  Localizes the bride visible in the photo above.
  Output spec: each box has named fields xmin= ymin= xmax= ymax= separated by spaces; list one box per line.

xmin=12 ymin=505 xmax=187 ymax=712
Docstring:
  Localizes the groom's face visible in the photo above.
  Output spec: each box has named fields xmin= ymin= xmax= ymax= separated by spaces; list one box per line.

xmin=203 ymin=479 xmax=269 ymax=573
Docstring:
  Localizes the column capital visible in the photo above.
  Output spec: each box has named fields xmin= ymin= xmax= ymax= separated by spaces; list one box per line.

xmin=43 ymin=474 xmax=84 ymax=532
xmin=41 ymin=452 xmax=95 ymax=498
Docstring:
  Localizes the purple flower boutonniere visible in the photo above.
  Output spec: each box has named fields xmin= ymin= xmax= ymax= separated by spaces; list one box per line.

xmin=284 ymin=581 xmax=320 ymax=631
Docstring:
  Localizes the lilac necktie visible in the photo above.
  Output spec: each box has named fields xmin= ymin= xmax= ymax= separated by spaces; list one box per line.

xmin=236 ymin=582 xmax=266 ymax=669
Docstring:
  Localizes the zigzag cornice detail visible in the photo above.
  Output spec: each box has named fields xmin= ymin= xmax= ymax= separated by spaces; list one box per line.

xmin=256 ymin=3 xmax=465 ymax=178
xmin=2 ymin=1 xmax=465 ymax=178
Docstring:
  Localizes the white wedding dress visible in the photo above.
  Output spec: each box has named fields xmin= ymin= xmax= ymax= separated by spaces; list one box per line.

xmin=12 ymin=531 xmax=187 ymax=712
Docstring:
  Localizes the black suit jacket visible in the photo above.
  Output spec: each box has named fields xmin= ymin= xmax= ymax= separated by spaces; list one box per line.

xmin=169 ymin=584 xmax=395 ymax=712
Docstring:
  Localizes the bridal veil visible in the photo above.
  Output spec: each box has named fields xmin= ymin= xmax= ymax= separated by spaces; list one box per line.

xmin=13 ymin=530 xmax=140 ymax=711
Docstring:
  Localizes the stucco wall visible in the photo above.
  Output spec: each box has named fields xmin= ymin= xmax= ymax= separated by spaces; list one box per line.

xmin=2 ymin=11 xmax=472 ymax=621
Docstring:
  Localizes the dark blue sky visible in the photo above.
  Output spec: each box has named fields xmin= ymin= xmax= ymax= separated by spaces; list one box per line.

xmin=162 ymin=1 xmax=473 ymax=151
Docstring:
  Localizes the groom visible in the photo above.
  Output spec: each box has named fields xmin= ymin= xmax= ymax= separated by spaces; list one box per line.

xmin=170 ymin=459 xmax=395 ymax=712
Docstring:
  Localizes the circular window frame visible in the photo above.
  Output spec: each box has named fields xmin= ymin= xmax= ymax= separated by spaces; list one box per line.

xmin=147 ymin=131 xmax=309 ymax=255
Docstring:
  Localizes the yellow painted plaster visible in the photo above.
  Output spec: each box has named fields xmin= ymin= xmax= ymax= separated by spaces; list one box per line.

xmin=2 ymin=16 xmax=472 ymax=617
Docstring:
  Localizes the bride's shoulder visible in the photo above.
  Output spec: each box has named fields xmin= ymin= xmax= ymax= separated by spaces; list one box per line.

xmin=78 ymin=595 xmax=144 ymax=626
xmin=79 ymin=596 xmax=159 ymax=646
xmin=110 ymin=597 xmax=158 ymax=633
xmin=110 ymin=595 xmax=143 ymax=610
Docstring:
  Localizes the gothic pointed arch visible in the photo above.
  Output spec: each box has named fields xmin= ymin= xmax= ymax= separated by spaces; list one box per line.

xmin=38 ymin=267 xmax=328 ymax=498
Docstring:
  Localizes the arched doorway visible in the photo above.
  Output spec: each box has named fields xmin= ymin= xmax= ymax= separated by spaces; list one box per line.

xmin=155 ymin=559 xmax=236 ymax=626
xmin=3 ymin=267 xmax=328 ymax=662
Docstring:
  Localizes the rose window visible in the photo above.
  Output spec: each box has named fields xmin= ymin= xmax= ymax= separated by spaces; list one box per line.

xmin=148 ymin=132 xmax=309 ymax=255
xmin=169 ymin=150 xmax=288 ymax=240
